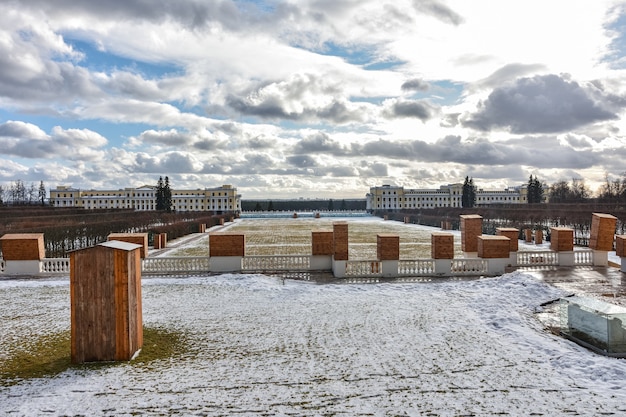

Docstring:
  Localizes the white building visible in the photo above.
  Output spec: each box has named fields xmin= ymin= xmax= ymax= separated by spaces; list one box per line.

xmin=50 ymin=184 xmax=241 ymax=213
xmin=366 ymin=184 xmax=529 ymax=211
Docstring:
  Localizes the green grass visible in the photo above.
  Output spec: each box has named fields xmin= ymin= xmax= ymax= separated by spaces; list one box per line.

xmin=0 ymin=326 xmax=188 ymax=387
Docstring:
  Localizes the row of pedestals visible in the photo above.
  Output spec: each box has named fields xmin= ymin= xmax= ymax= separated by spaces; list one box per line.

xmin=1 ymin=213 xmax=626 ymax=364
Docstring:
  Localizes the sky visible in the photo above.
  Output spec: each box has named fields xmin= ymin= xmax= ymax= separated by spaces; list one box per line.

xmin=1 ymin=0 xmax=626 ymax=199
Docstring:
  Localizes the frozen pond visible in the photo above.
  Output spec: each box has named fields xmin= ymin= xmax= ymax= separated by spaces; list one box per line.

xmin=2 ymin=272 xmax=626 ymax=415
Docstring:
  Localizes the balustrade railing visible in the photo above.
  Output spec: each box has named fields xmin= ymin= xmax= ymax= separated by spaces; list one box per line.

xmin=517 ymin=251 xmax=559 ymax=266
xmin=242 ymin=255 xmax=310 ymax=272
xmin=41 ymin=258 xmax=70 ymax=273
xmin=345 ymin=260 xmax=382 ymax=277
xmin=142 ymin=257 xmax=211 ymax=275
xmin=574 ymin=250 xmax=594 ymax=266
xmin=451 ymin=259 xmax=488 ymax=274
xmin=398 ymin=259 xmax=435 ymax=276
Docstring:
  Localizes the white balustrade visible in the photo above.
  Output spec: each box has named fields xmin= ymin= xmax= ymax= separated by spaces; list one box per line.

xmin=574 ymin=250 xmax=594 ymax=266
xmin=398 ymin=259 xmax=435 ymax=276
xmin=516 ymin=251 xmax=559 ymax=266
xmin=242 ymin=255 xmax=310 ymax=272
xmin=345 ymin=260 xmax=383 ymax=277
xmin=142 ymin=257 xmax=211 ymax=274
xmin=41 ymin=258 xmax=70 ymax=273
xmin=451 ymin=259 xmax=488 ymax=274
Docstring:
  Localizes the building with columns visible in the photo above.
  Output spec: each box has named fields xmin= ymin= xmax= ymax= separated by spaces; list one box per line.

xmin=49 ymin=184 xmax=241 ymax=213
xmin=366 ymin=184 xmax=529 ymax=211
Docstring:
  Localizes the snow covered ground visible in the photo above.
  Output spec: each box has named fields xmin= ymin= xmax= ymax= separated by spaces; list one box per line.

xmin=2 ymin=272 xmax=626 ymax=416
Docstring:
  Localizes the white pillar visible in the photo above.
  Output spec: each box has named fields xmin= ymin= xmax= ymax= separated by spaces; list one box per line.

xmin=311 ymin=255 xmax=332 ymax=271
xmin=209 ymin=257 xmax=243 ymax=272
xmin=559 ymin=252 xmax=575 ymax=266
xmin=592 ymin=250 xmax=608 ymax=267
xmin=332 ymin=259 xmax=347 ymax=278
xmin=434 ymin=259 xmax=451 ymax=276
xmin=381 ymin=260 xmax=399 ymax=278
xmin=487 ymin=258 xmax=508 ymax=276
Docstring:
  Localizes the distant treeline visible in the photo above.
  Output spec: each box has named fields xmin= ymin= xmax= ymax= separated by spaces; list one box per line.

xmin=241 ymin=199 xmax=366 ymax=212
xmin=0 ymin=207 xmax=232 ymax=257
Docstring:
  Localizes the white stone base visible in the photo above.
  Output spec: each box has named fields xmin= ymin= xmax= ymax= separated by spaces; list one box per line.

xmin=487 ymin=258 xmax=508 ymax=276
xmin=559 ymin=252 xmax=575 ymax=266
xmin=310 ymin=255 xmax=332 ymax=271
xmin=210 ymin=256 xmax=243 ymax=272
xmin=434 ymin=259 xmax=452 ymax=276
xmin=332 ymin=259 xmax=347 ymax=278
xmin=592 ymin=250 xmax=608 ymax=267
xmin=3 ymin=260 xmax=42 ymax=275
xmin=509 ymin=252 xmax=517 ymax=267
xmin=381 ymin=260 xmax=399 ymax=277
xmin=621 ymin=258 xmax=626 ymax=273
xmin=463 ymin=252 xmax=478 ymax=258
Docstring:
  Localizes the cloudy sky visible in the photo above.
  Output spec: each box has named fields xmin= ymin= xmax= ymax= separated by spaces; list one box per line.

xmin=1 ymin=0 xmax=626 ymax=199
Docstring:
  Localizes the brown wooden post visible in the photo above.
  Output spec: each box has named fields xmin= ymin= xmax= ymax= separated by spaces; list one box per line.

xmin=524 ymin=229 xmax=533 ymax=243
xmin=70 ymin=241 xmax=142 ymax=363
xmin=153 ymin=233 xmax=162 ymax=249
xmin=616 ymin=235 xmax=626 ymax=257
xmin=535 ymin=230 xmax=543 ymax=244
xmin=432 ymin=232 xmax=454 ymax=259
xmin=209 ymin=233 xmax=245 ymax=256
xmin=477 ymin=236 xmax=510 ymax=258
xmin=160 ymin=233 xmax=167 ymax=249
xmin=460 ymin=214 xmax=482 ymax=254
xmin=589 ymin=213 xmax=617 ymax=251
xmin=108 ymin=233 xmax=148 ymax=258
xmin=550 ymin=227 xmax=574 ymax=251
xmin=312 ymin=231 xmax=334 ymax=256
xmin=333 ymin=222 xmax=349 ymax=260
xmin=377 ymin=234 xmax=399 ymax=260
xmin=496 ymin=228 xmax=519 ymax=252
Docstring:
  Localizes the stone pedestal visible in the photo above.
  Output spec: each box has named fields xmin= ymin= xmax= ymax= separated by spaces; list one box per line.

xmin=460 ymin=214 xmax=482 ymax=253
xmin=589 ymin=213 xmax=617 ymax=251
xmin=434 ymin=259 xmax=452 ymax=276
xmin=0 ymin=233 xmax=45 ymax=274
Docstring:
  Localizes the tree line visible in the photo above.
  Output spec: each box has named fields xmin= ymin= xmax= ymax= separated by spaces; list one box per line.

xmin=0 ymin=180 xmax=47 ymax=206
xmin=460 ymin=172 xmax=626 ymax=208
